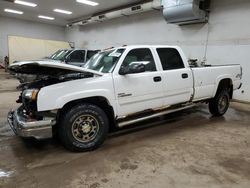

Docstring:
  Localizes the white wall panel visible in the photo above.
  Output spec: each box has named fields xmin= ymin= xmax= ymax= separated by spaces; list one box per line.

xmin=0 ymin=16 xmax=65 ymax=62
xmin=8 ymin=36 xmax=70 ymax=63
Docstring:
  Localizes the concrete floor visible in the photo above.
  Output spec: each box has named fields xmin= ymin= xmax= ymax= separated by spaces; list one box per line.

xmin=0 ymin=69 xmax=250 ymax=188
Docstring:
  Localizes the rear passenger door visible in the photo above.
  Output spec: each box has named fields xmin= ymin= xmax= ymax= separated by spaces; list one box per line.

xmin=156 ymin=48 xmax=193 ymax=105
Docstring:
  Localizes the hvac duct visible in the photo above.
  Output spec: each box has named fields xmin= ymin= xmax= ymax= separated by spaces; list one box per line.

xmin=71 ymin=0 xmax=162 ymax=26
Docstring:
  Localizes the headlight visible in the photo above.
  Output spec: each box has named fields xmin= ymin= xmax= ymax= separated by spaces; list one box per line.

xmin=22 ymin=89 xmax=39 ymax=101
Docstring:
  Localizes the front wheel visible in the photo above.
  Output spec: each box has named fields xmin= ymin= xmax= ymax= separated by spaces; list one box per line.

xmin=209 ymin=90 xmax=230 ymax=116
xmin=59 ymin=103 xmax=109 ymax=152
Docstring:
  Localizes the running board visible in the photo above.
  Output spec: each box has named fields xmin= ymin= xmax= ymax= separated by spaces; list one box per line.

xmin=117 ymin=104 xmax=196 ymax=128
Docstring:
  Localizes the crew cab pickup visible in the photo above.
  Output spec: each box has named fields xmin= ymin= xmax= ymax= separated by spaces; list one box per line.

xmin=8 ymin=45 xmax=242 ymax=151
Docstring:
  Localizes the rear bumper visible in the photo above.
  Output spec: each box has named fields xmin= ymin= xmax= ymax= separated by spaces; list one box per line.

xmin=7 ymin=108 xmax=56 ymax=140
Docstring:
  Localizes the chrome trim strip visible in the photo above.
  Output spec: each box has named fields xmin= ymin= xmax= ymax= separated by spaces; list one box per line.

xmin=117 ymin=104 xmax=195 ymax=128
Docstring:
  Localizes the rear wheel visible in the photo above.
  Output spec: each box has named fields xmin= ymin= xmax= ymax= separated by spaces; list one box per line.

xmin=209 ymin=90 xmax=230 ymax=116
xmin=59 ymin=103 xmax=109 ymax=152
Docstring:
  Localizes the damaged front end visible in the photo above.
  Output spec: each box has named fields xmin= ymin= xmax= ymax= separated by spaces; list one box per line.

xmin=7 ymin=61 xmax=103 ymax=139
xmin=7 ymin=107 xmax=56 ymax=139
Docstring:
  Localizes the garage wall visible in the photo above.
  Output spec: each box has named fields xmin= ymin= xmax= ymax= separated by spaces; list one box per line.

xmin=8 ymin=36 xmax=71 ymax=63
xmin=0 ymin=16 xmax=65 ymax=63
xmin=65 ymin=0 xmax=250 ymax=102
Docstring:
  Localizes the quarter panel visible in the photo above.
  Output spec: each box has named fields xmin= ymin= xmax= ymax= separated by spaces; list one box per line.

xmin=192 ymin=65 xmax=241 ymax=101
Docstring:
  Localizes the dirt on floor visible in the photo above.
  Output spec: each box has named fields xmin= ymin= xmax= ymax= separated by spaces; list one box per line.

xmin=0 ymin=69 xmax=250 ymax=188
xmin=0 ymin=69 xmax=19 ymax=93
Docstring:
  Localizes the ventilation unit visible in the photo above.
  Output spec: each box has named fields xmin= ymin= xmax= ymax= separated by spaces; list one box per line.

xmin=122 ymin=5 xmax=144 ymax=16
xmin=71 ymin=0 xmax=162 ymax=26
xmin=162 ymin=0 xmax=209 ymax=25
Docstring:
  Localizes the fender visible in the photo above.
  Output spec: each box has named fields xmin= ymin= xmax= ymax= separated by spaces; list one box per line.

xmin=37 ymin=76 xmax=117 ymax=114
xmin=212 ymin=74 xmax=233 ymax=97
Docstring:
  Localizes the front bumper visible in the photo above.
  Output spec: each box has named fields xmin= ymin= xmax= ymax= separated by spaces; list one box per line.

xmin=7 ymin=108 xmax=56 ymax=140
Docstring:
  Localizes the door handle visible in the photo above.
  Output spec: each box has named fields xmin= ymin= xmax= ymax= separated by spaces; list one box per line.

xmin=153 ymin=76 xmax=162 ymax=82
xmin=182 ymin=73 xmax=188 ymax=79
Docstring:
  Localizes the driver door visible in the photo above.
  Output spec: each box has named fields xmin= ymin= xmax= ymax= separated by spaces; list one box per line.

xmin=113 ymin=48 xmax=164 ymax=117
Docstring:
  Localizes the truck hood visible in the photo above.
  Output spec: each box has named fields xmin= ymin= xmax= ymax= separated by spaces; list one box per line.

xmin=9 ymin=61 xmax=104 ymax=76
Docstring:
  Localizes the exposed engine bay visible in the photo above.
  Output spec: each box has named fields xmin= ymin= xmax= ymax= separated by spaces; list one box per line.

xmin=15 ymin=72 xmax=93 ymax=116
xmin=8 ymin=61 xmax=101 ymax=118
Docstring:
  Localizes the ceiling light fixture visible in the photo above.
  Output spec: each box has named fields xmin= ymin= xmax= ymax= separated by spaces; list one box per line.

xmin=38 ymin=15 xmax=55 ymax=20
xmin=54 ymin=9 xmax=72 ymax=15
xmin=14 ymin=0 xmax=37 ymax=7
xmin=4 ymin=8 xmax=23 ymax=14
xmin=76 ymin=0 xmax=99 ymax=6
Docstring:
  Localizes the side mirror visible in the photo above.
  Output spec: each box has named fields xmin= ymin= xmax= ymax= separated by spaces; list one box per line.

xmin=119 ymin=62 xmax=146 ymax=75
xmin=119 ymin=66 xmax=129 ymax=75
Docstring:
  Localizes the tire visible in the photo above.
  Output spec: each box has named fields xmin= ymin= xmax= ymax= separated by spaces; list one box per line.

xmin=209 ymin=90 xmax=230 ymax=116
xmin=59 ymin=103 xmax=109 ymax=152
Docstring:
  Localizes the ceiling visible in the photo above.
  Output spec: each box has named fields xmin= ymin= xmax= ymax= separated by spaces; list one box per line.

xmin=0 ymin=0 xmax=146 ymax=26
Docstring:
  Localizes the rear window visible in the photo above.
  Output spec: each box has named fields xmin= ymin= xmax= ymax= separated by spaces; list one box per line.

xmin=156 ymin=48 xmax=184 ymax=70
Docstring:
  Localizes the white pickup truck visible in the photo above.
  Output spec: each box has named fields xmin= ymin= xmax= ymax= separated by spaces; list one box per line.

xmin=8 ymin=45 xmax=242 ymax=151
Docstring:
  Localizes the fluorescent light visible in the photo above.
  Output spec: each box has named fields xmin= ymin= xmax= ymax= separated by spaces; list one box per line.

xmin=14 ymin=0 xmax=37 ymax=7
xmin=54 ymin=9 xmax=72 ymax=15
xmin=38 ymin=15 xmax=55 ymax=20
xmin=4 ymin=9 xmax=23 ymax=14
xmin=76 ymin=0 xmax=99 ymax=6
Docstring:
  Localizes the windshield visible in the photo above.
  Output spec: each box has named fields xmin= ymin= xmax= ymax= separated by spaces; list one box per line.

xmin=50 ymin=50 xmax=72 ymax=61
xmin=83 ymin=49 xmax=125 ymax=73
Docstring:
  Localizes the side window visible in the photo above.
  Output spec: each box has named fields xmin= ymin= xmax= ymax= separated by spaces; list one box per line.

xmin=68 ymin=50 xmax=85 ymax=62
xmin=87 ymin=50 xmax=99 ymax=61
xmin=156 ymin=48 xmax=184 ymax=70
xmin=122 ymin=48 xmax=156 ymax=72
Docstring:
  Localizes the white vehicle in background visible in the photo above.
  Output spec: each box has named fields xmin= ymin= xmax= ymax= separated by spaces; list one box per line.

xmin=13 ymin=49 xmax=99 ymax=84
xmin=48 ymin=49 xmax=99 ymax=67
xmin=8 ymin=45 xmax=242 ymax=152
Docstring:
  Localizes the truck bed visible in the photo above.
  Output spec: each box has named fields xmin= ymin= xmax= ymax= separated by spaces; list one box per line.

xmin=191 ymin=64 xmax=242 ymax=101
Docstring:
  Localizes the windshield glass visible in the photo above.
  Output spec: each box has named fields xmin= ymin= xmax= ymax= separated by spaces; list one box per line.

xmin=50 ymin=50 xmax=72 ymax=61
xmin=83 ymin=49 xmax=125 ymax=73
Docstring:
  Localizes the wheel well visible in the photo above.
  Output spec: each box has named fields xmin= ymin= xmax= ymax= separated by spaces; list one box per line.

xmin=216 ymin=79 xmax=233 ymax=99
xmin=58 ymin=97 xmax=116 ymax=131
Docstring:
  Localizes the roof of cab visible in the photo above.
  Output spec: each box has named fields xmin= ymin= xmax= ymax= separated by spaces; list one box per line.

xmin=114 ymin=44 xmax=180 ymax=49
